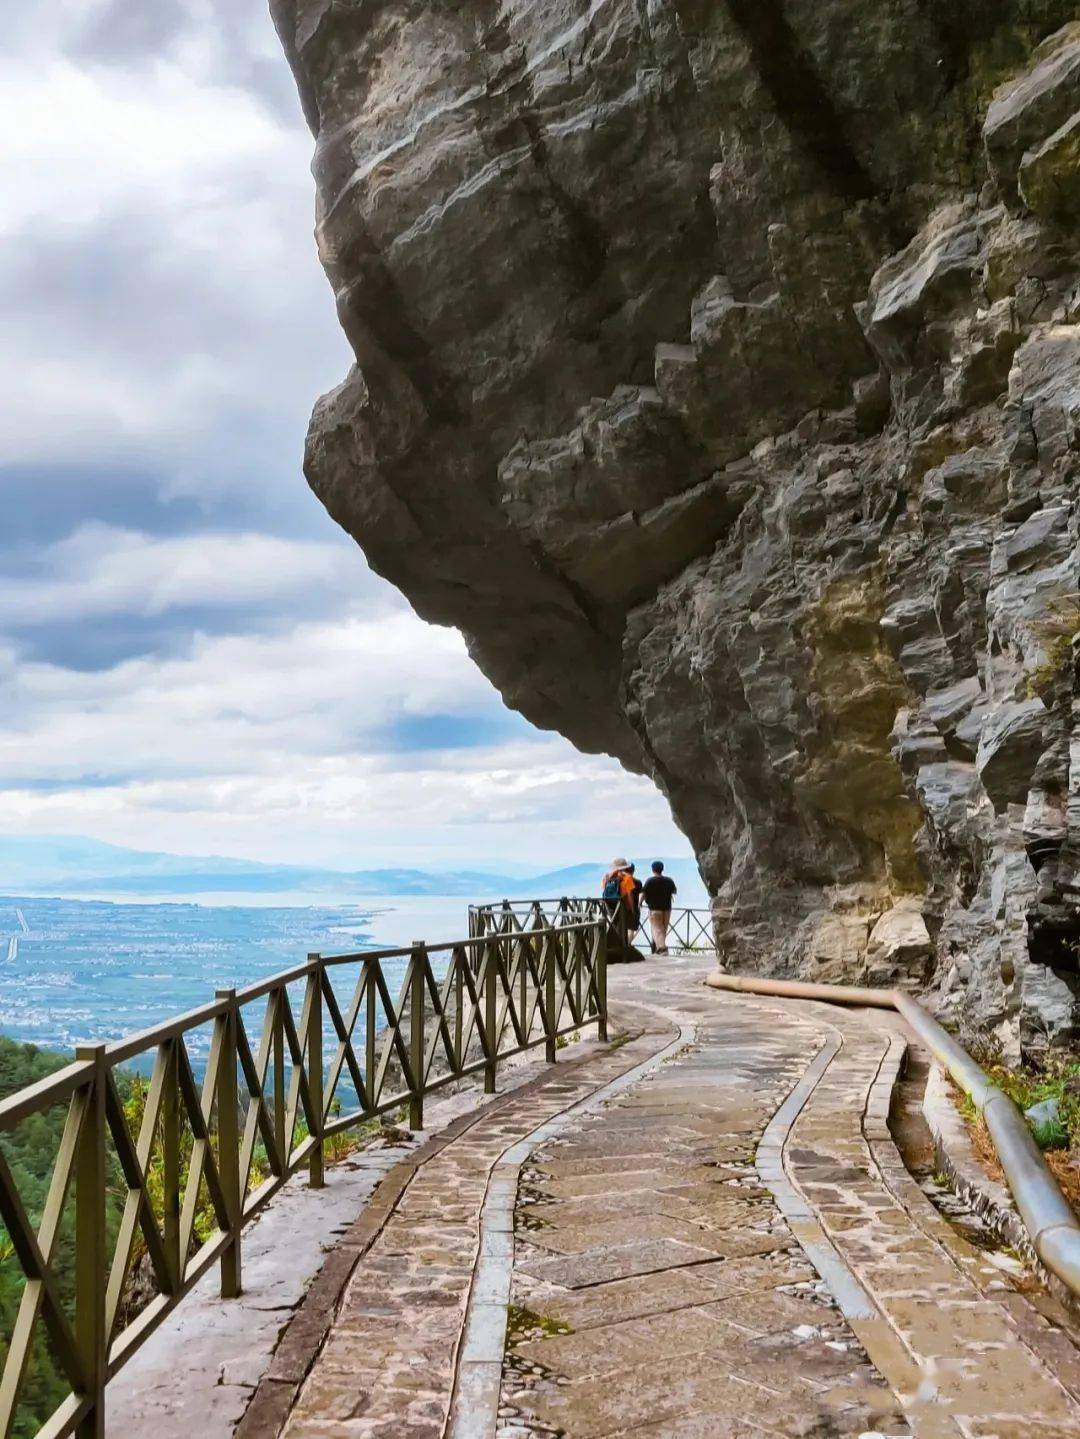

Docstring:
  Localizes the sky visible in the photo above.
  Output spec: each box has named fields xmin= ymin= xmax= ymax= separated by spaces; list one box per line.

xmin=0 ymin=0 xmax=693 ymax=877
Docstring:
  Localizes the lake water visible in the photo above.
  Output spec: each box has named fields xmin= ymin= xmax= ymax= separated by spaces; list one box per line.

xmin=0 ymin=892 xmax=480 ymax=1063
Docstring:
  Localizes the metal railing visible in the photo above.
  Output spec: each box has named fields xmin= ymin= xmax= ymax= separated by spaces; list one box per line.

xmin=705 ymin=970 xmax=1080 ymax=1302
xmin=468 ymin=897 xmax=716 ymax=953
xmin=656 ymin=908 xmax=716 ymax=952
xmin=467 ymin=898 xmax=601 ymax=937
xmin=0 ymin=917 xmax=606 ymax=1439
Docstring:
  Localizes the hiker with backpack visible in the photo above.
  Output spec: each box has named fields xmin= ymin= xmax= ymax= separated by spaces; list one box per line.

xmin=601 ymin=858 xmax=641 ymax=961
xmin=601 ymin=858 xmax=635 ymax=916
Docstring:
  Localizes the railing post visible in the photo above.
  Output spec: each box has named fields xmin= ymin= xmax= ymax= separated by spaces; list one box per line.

xmin=215 ymin=990 xmax=242 ymax=1298
xmin=484 ymin=937 xmax=498 ymax=1094
xmin=409 ymin=942 xmax=426 ymax=1131
xmin=595 ymin=924 xmax=609 ymax=1043
xmin=162 ymin=1038 xmax=180 ymax=1293
xmin=74 ymin=1045 xmax=107 ymax=1439
xmin=307 ymin=954 xmax=325 ymax=1189
xmin=545 ymin=931 xmax=558 ymax=1064
xmin=454 ymin=951 xmax=464 ymax=1075
xmin=272 ymin=988 xmax=286 ymax=1173
xmin=365 ymin=960 xmax=377 ymax=1110
xmin=519 ymin=932 xmax=528 ymax=1046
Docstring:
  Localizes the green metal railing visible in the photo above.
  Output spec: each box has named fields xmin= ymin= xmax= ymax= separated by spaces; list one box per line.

xmin=468 ymin=897 xmax=715 ymax=953
xmin=0 ymin=917 xmax=607 ymax=1438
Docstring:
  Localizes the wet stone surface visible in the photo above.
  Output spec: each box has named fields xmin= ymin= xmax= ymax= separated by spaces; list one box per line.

xmin=244 ymin=959 xmax=1080 ymax=1439
xmin=774 ymin=997 xmax=1080 ymax=1438
xmin=500 ymin=982 xmax=909 ymax=1439
xmin=280 ymin=1016 xmax=674 ymax=1439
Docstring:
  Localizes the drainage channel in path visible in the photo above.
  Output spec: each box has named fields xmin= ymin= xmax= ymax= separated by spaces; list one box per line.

xmin=226 ymin=961 xmax=1080 ymax=1439
xmin=492 ymin=980 xmax=911 ymax=1439
xmin=888 ymin=1053 xmax=1030 ymax=1275
xmin=755 ymin=993 xmax=1080 ymax=1438
xmin=490 ymin=972 xmax=1080 ymax=1439
xmin=886 ymin=1038 xmax=1080 ymax=1410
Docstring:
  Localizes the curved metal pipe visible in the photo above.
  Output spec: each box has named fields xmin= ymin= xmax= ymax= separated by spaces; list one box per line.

xmin=705 ymin=969 xmax=1080 ymax=1299
xmin=704 ymin=971 xmax=896 ymax=1009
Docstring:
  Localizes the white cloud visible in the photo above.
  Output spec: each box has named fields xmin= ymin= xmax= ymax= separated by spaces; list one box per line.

xmin=1 ymin=525 xmax=380 ymax=627
xmin=0 ymin=612 xmax=496 ymax=779
xmin=0 ymin=605 xmax=688 ymax=869
xmin=0 ymin=1 xmax=695 ymax=877
xmin=0 ymin=6 xmax=347 ymax=485
xmin=0 ymin=58 xmax=291 ymax=233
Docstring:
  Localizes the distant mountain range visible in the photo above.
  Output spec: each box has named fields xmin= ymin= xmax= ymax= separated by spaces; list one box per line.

xmin=0 ymin=835 xmax=705 ymax=901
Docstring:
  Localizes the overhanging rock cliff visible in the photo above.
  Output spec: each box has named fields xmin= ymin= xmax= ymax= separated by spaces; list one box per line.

xmin=274 ymin=3 xmax=1080 ymax=1058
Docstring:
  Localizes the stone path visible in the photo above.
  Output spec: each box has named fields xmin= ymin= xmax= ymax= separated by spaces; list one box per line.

xmin=237 ymin=959 xmax=1080 ymax=1439
xmin=265 ymin=1012 xmax=677 ymax=1438
xmin=499 ymin=986 xmax=906 ymax=1439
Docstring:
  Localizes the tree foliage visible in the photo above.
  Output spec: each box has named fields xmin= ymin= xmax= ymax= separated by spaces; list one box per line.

xmin=0 ymin=1036 xmax=379 ymax=1436
xmin=0 ymin=1037 xmax=85 ymax=1437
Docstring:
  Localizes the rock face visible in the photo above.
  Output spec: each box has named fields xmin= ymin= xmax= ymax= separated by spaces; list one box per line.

xmin=274 ymin=3 xmax=1080 ymax=1059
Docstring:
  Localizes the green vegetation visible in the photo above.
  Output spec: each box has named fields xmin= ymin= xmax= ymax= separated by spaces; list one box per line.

xmin=984 ymin=1057 xmax=1080 ymax=1151
xmin=605 ymin=1030 xmax=636 ymax=1052
xmin=113 ymin=1084 xmax=387 ymax=1307
xmin=0 ymin=1036 xmax=122 ymax=1439
xmin=958 ymin=1056 xmax=1080 ymax=1150
xmin=956 ymin=1050 xmax=1080 ymax=1213
xmin=505 ymin=1303 xmax=573 ymax=1345
xmin=0 ymin=1041 xmax=388 ymax=1438
xmin=1025 ymin=596 xmax=1080 ymax=700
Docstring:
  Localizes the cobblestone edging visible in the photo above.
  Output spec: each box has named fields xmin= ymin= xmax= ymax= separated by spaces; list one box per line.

xmin=750 ymin=1015 xmax=935 ymax=1436
xmin=233 ymin=1050 xmax=598 ymax=1437
xmin=922 ymin=1062 xmax=1027 ymax=1253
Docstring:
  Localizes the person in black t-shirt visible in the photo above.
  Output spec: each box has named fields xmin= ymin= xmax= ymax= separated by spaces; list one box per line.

xmin=641 ymin=861 xmax=677 ymax=955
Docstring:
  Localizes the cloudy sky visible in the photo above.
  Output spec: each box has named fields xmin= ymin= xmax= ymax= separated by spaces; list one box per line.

xmin=0 ymin=0 xmax=691 ymax=876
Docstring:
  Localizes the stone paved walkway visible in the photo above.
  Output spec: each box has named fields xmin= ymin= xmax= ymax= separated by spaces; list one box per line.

xmin=239 ymin=958 xmax=1080 ymax=1439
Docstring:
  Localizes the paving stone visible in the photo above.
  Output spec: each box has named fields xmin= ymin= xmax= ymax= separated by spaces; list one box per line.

xmin=502 ymin=982 xmax=907 ymax=1439
xmin=234 ymin=958 xmax=1080 ymax=1439
xmin=276 ymin=1017 xmax=673 ymax=1437
xmin=517 ymin=1235 xmax=720 ymax=1288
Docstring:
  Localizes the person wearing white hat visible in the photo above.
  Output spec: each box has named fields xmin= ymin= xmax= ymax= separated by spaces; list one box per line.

xmin=601 ymin=859 xmax=635 ymax=925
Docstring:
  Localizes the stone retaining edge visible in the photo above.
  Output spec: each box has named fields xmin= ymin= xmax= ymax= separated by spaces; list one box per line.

xmin=749 ymin=1006 xmax=958 ymax=1439
xmin=445 ymin=1002 xmax=694 ymax=1439
xmin=706 ymin=970 xmax=1080 ymax=1304
xmin=236 ymin=1011 xmax=686 ymax=1439
xmin=235 ymin=1036 xmax=613 ymax=1438
xmin=921 ymin=1060 xmax=1080 ymax=1319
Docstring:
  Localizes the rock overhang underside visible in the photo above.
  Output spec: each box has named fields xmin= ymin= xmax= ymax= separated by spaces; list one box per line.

xmin=273 ymin=1 xmax=1080 ymax=1059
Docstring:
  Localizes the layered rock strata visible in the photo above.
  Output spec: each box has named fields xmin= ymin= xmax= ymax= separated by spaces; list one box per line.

xmin=274 ymin=3 xmax=1080 ymax=1057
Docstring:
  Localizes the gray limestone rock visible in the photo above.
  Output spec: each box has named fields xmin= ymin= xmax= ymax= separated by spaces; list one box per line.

xmin=977 ymin=700 xmax=1049 ymax=809
xmin=277 ymin=9 xmax=1080 ymax=1056
xmin=1020 ymin=111 xmax=1080 ymax=223
xmin=984 ymin=24 xmax=1080 ymax=200
xmin=1025 ymin=1096 xmax=1062 ymax=1130
xmin=865 ymin=899 xmax=933 ymax=986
